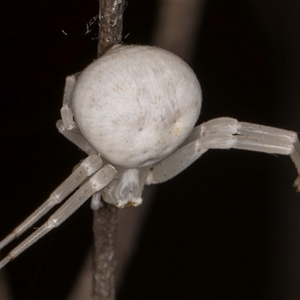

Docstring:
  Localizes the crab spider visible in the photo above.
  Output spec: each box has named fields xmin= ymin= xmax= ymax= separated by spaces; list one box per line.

xmin=1 ymin=44 xmax=300 ymax=269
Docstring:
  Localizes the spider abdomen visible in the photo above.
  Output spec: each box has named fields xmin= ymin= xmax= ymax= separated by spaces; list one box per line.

xmin=72 ymin=45 xmax=202 ymax=168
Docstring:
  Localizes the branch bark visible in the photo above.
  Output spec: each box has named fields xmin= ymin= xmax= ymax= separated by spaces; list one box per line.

xmin=97 ymin=0 xmax=125 ymax=57
xmin=93 ymin=1 xmax=125 ymax=299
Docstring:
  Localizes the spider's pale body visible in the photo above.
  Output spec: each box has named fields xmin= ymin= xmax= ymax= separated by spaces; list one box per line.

xmin=1 ymin=44 xmax=300 ymax=269
xmin=72 ymin=45 xmax=202 ymax=168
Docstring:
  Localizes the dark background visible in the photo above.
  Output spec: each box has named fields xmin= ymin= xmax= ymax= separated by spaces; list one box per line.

xmin=1 ymin=0 xmax=300 ymax=299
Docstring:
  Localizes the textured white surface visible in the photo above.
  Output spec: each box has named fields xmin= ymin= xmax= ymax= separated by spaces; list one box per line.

xmin=72 ymin=45 xmax=202 ymax=168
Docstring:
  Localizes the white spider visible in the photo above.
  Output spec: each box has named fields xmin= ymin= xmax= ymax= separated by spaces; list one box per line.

xmin=1 ymin=44 xmax=300 ymax=269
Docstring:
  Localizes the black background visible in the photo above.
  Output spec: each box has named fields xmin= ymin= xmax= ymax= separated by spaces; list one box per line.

xmin=1 ymin=1 xmax=300 ymax=299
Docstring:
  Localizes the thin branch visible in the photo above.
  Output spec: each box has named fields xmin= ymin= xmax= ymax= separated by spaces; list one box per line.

xmin=93 ymin=0 xmax=125 ymax=299
xmin=93 ymin=203 xmax=118 ymax=300
xmin=97 ymin=0 xmax=125 ymax=57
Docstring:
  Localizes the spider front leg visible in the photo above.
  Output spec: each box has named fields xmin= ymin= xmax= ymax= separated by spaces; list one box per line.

xmin=0 ymin=155 xmax=102 ymax=252
xmin=0 ymin=162 xmax=117 ymax=269
xmin=147 ymin=117 xmax=300 ymax=189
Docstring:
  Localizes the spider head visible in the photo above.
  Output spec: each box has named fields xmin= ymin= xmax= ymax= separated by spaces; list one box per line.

xmin=101 ymin=167 xmax=148 ymax=208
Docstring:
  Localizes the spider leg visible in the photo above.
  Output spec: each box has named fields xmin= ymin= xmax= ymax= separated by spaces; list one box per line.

xmin=0 ymin=164 xmax=117 ymax=269
xmin=90 ymin=191 xmax=102 ymax=210
xmin=57 ymin=73 xmax=97 ymax=155
xmin=57 ymin=73 xmax=101 ymax=209
xmin=0 ymin=155 xmax=102 ymax=252
xmin=56 ymin=120 xmax=96 ymax=155
xmin=61 ymin=73 xmax=80 ymax=130
xmin=147 ymin=117 xmax=300 ymax=189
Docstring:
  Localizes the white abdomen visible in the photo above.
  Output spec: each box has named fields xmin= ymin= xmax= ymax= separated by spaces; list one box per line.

xmin=72 ymin=45 xmax=202 ymax=168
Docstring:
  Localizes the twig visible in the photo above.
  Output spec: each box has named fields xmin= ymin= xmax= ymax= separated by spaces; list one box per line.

xmin=92 ymin=1 xmax=125 ymax=299
xmin=97 ymin=0 xmax=125 ymax=57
